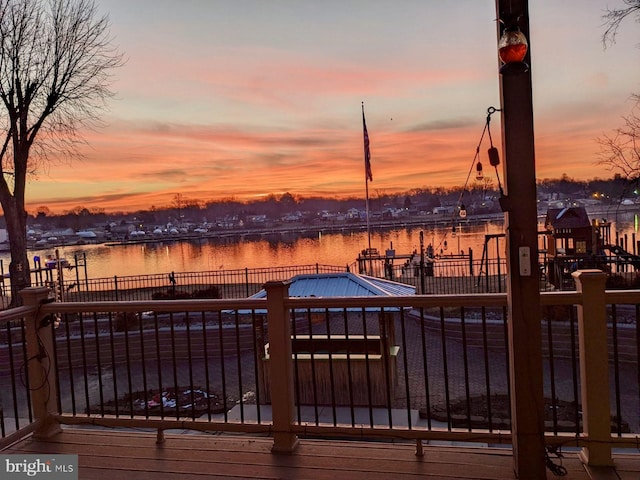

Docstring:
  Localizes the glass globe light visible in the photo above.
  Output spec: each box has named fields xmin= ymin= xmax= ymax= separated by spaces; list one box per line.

xmin=498 ymin=26 xmax=528 ymax=74
xmin=459 ymin=204 xmax=467 ymax=218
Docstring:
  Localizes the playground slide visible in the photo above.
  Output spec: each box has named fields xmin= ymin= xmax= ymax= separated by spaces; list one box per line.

xmin=602 ymin=244 xmax=640 ymax=270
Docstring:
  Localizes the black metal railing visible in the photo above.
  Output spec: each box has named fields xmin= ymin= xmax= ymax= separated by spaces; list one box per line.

xmin=274 ymin=304 xmax=513 ymax=432
xmin=55 ymin=264 xmax=347 ymax=302
xmin=2 ymin=285 xmax=640 ymax=461
xmin=51 ymin=305 xmax=268 ymax=426
xmin=0 ymin=315 xmax=34 ymax=439
xmin=28 ymin=254 xmax=640 ymax=309
xmin=605 ymin=298 xmax=640 ymax=436
xmin=374 ymin=258 xmax=507 ymax=294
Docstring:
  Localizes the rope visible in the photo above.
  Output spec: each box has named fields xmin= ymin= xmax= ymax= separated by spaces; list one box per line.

xmin=545 ymin=445 xmax=568 ymax=477
xmin=434 ymin=107 xmax=501 ymax=253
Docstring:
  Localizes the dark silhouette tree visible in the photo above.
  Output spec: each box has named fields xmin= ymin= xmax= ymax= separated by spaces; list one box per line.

xmin=597 ymin=2 xmax=640 ymax=189
xmin=0 ymin=0 xmax=122 ymax=304
xmin=602 ymin=0 xmax=640 ymax=47
xmin=597 ymin=101 xmax=640 ymax=181
xmin=279 ymin=192 xmax=297 ymax=209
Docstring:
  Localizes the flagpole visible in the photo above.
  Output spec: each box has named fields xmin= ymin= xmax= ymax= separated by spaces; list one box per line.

xmin=362 ymin=102 xmax=373 ymax=274
xmin=365 ymin=171 xmax=371 ymax=253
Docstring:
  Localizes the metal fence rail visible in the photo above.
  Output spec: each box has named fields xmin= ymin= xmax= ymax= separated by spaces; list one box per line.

xmin=2 ymin=285 xmax=640 ymax=464
xmin=52 ymin=306 xmax=268 ymax=426
xmin=382 ymin=258 xmax=507 ymax=294
xmin=273 ymin=304 xmax=513 ymax=433
xmin=604 ymin=294 xmax=640 ymax=437
xmin=34 ymin=253 xmax=640 ymax=306
xmin=56 ymin=264 xmax=347 ymax=302
xmin=0 ymin=308 xmax=36 ymax=443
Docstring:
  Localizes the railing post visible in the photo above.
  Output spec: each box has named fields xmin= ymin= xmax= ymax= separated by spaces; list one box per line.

xmin=20 ymin=286 xmax=61 ymax=439
xmin=265 ymin=280 xmax=299 ymax=453
xmin=572 ymin=269 xmax=614 ymax=467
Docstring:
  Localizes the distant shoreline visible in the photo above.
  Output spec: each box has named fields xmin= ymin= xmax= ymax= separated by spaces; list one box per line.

xmin=105 ymin=204 xmax=640 ymax=248
xmin=104 ymin=212 xmax=506 ymax=247
xmin=23 ymin=203 xmax=640 ymax=252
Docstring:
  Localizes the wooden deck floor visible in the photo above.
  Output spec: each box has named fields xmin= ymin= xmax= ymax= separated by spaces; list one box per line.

xmin=4 ymin=427 xmax=640 ymax=479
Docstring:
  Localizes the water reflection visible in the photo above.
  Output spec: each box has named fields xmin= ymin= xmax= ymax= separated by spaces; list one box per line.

xmin=0 ymin=215 xmax=637 ymax=279
xmin=4 ymin=223 xmax=502 ymax=278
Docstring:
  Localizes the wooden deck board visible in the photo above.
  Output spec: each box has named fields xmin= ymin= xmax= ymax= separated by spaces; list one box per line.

xmin=4 ymin=427 xmax=637 ymax=479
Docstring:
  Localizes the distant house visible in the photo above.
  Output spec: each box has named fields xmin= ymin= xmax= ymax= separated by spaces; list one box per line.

xmin=382 ymin=208 xmax=409 ymax=219
xmin=432 ymin=206 xmax=453 ymax=215
xmin=247 ymin=214 xmax=267 ymax=224
xmin=42 ymin=228 xmax=76 ymax=241
xmin=319 ymin=210 xmax=336 ymax=221
xmin=346 ymin=208 xmax=360 ymax=219
xmin=282 ymin=212 xmax=302 ymax=223
xmin=110 ymin=223 xmax=135 ymax=237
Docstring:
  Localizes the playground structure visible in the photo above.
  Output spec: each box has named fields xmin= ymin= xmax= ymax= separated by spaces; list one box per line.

xmin=541 ymin=207 xmax=640 ymax=289
xmin=0 ymin=250 xmax=89 ymax=306
xmin=478 ymin=207 xmax=640 ymax=291
xmin=473 ymin=207 xmax=640 ymax=291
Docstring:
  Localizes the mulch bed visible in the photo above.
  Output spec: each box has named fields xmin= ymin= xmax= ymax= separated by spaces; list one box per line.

xmin=89 ymin=386 xmax=227 ymax=417
xmin=422 ymin=394 xmax=630 ymax=433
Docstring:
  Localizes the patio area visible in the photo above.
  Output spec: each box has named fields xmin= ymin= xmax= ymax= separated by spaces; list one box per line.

xmin=8 ymin=427 xmax=640 ymax=479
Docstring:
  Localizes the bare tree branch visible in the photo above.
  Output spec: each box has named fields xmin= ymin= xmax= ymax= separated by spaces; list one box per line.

xmin=602 ymin=0 xmax=640 ymax=47
xmin=597 ymin=101 xmax=640 ymax=182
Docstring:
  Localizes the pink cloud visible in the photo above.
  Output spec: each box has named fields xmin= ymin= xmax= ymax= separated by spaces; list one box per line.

xmin=25 ymin=95 xmax=631 ymax=215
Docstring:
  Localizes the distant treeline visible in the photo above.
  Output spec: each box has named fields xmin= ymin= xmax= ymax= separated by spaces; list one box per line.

xmin=14 ymin=174 xmax=633 ymax=231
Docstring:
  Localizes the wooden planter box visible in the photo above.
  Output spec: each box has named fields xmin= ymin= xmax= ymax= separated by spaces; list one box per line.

xmin=262 ymin=335 xmax=399 ymax=407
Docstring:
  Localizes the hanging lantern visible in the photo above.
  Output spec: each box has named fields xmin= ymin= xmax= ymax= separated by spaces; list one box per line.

xmin=488 ymin=146 xmax=500 ymax=166
xmin=498 ymin=24 xmax=529 ymax=75
xmin=476 ymin=162 xmax=483 ymax=181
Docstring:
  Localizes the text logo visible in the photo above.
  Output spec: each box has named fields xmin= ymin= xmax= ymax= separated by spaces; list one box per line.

xmin=1 ymin=455 xmax=77 ymax=479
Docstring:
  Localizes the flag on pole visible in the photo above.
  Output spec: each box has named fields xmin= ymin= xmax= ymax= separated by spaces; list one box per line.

xmin=362 ymin=105 xmax=373 ymax=182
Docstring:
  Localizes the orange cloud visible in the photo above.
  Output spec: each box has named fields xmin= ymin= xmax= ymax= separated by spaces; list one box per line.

xmin=25 ymin=103 xmax=622 ymax=215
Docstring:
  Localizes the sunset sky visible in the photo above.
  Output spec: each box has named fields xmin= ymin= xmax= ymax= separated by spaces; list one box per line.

xmin=26 ymin=0 xmax=640 ymax=214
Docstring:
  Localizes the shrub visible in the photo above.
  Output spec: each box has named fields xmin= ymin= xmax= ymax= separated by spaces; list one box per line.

xmin=191 ymin=286 xmax=220 ymax=299
xmin=606 ymin=274 xmax=629 ymax=289
xmin=152 ymin=285 xmax=220 ymax=300
xmin=114 ymin=311 xmax=140 ymax=332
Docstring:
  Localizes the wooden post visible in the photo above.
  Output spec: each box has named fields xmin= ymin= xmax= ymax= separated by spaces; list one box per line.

xmin=495 ymin=1 xmax=546 ymax=477
xmin=20 ymin=286 xmax=61 ymax=439
xmin=572 ymin=269 xmax=615 ymax=467
xmin=264 ymin=281 xmax=299 ymax=453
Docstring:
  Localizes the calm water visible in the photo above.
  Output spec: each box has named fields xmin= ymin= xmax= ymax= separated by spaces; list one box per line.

xmin=7 ymin=221 xmax=505 ymax=279
xmin=3 ymin=209 xmax=640 ymax=280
